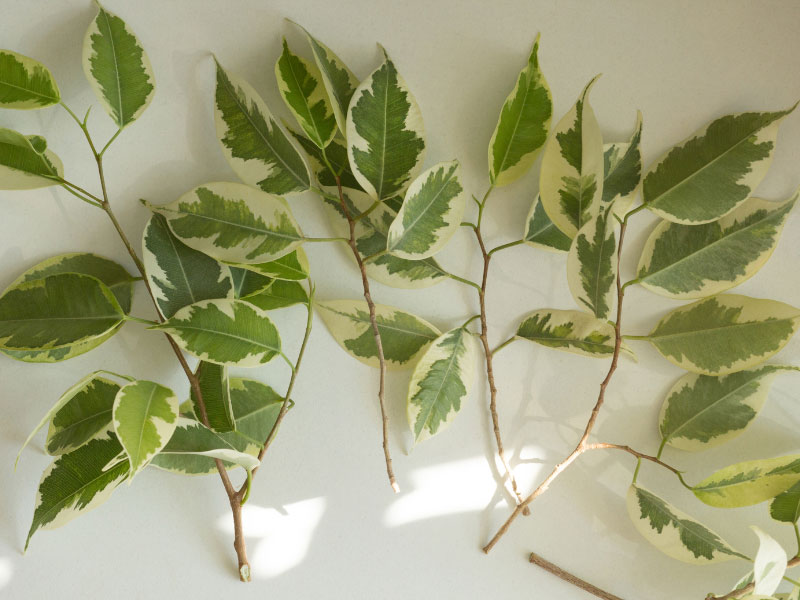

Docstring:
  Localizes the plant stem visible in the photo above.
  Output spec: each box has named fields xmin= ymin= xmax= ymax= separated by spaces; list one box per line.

xmin=488 ymin=239 xmax=525 ymax=256
xmin=528 ymin=552 xmax=625 ymax=600
xmin=705 ymin=556 xmax=800 ymax=600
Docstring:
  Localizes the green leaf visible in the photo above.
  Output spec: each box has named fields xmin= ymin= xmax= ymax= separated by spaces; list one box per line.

xmin=1 ymin=326 xmax=122 ymax=364
xmin=660 ymin=365 xmax=798 ymax=451
xmin=638 ymin=294 xmax=800 ymax=375
xmin=242 ymin=280 xmax=309 ymax=311
xmin=0 ymin=50 xmax=60 ymax=109
xmin=191 ymin=361 xmax=235 ymax=432
xmin=488 ymin=35 xmax=552 ymax=187
xmin=316 ymin=299 xmax=440 ymax=369
xmin=601 ymin=112 xmax=643 ymax=216
xmin=407 ymin=327 xmax=478 ymax=442
xmin=567 ymin=207 xmax=617 ymax=319
xmin=387 ymin=161 xmax=466 ymax=259
xmin=516 ymin=308 xmax=617 ymax=358
xmin=287 ymin=127 xmax=361 ymax=189
xmin=627 ymin=484 xmax=745 ymax=563
xmin=112 ymin=380 xmax=178 ymax=478
xmin=214 ymin=59 xmax=310 ymax=194
xmin=637 ymin=191 xmax=797 ymax=299
xmin=226 ymin=248 xmax=310 ymax=281
xmin=0 ymin=273 xmax=124 ymax=352
xmin=770 ymin=481 xmax=800 ymax=524
xmin=46 ymin=377 xmax=119 ymax=456
xmin=693 ymin=454 xmax=800 ymax=508
xmin=0 ymin=127 xmax=63 ymax=189
xmin=230 ymin=266 xmax=271 ymax=298
xmin=295 ymin=23 xmax=359 ymax=137
xmin=752 ymin=526 xmax=787 ymax=597
xmin=539 ymin=76 xmax=604 ymax=237
xmin=82 ymin=2 xmax=154 ymax=128
xmin=275 ymin=39 xmax=336 ymax=148
xmin=230 ymin=378 xmax=285 ymax=443
xmin=643 ymin=106 xmax=797 ymax=224
xmin=151 ymin=182 xmax=303 ymax=265
xmin=347 ymin=51 xmax=425 ymax=200
xmin=152 ymin=299 xmax=282 ymax=367
xmin=523 ymin=194 xmax=572 ymax=252
xmin=25 ymin=429 xmax=129 ymax=550
xmin=142 ymin=213 xmax=232 ymax=318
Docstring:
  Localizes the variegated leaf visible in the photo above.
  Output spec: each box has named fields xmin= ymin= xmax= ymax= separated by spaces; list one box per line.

xmin=346 ymin=51 xmax=425 ymax=200
xmin=627 ymin=484 xmax=745 ymax=564
xmin=287 ymin=127 xmax=361 ymax=189
xmin=539 ymin=76 xmax=604 ymax=237
xmin=659 ymin=366 xmax=799 ymax=451
xmin=751 ymin=527 xmax=787 ymax=597
xmin=567 ymin=207 xmax=617 ymax=319
xmin=151 ymin=182 xmax=303 ymax=265
xmin=638 ymin=294 xmax=800 ymax=375
xmin=152 ymin=299 xmax=282 ymax=367
xmin=0 ymin=50 xmax=60 ymax=109
xmin=693 ymin=454 xmax=800 ymax=508
xmin=214 ymin=59 xmax=310 ymax=194
xmin=0 ymin=127 xmax=63 ymax=189
xmin=82 ymin=2 xmax=154 ymax=128
xmin=407 ymin=327 xmax=477 ymax=442
xmin=316 ymin=299 xmax=440 ymax=369
xmin=643 ymin=106 xmax=797 ymax=224
xmin=515 ymin=308 xmax=617 ymax=358
xmin=226 ymin=247 xmax=310 ymax=281
xmin=770 ymin=481 xmax=800 ymax=524
xmin=191 ymin=361 xmax=234 ymax=432
xmin=523 ymin=194 xmax=572 ymax=252
xmin=230 ymin=266 xmax=271 ymax=299
xmin=1 ymin=326 xmax=122 ymax=364
xmin=242 ymin=280 xmax=309 ymax=311
xmin=112 ymin=380 xmax=178 ymax=478
xmin=637 ymin=191 xmax=797 ymax=299
xmin=488 ymin=35 xmax=552 ymax=187
xmin=275 ymin=39 xmax=336 ymax=148
xmin=601 ymin=112 xmax=643 ymax=216
xmin=387 ymin=161 xmax=466 ymax=259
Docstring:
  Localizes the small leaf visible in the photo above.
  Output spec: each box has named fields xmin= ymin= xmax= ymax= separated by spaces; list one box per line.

xmin=752 ymin=527 xmax=787 ymax=597
xmin=539 ymin=76 xmax=604 ymax=237
xmin=523 ymin=194 xmax=572 ymax=252
xmin=769 ymin=481 xmax=800 ymax=524
xmin=643 ymin=106 xmax=797 ymax=224
xmin=660 ymin=366 xmax=799 ymax=451
xmin=230 ymin=267 xmax=271 ymax=299
xmin=0 ymin=127 xmax=63 ymax=190
xmin=112 ymin=380 xmax=179 ymax=478
xmin=566 ymin=206 xmax=617 ymax=319
xmin=639 ymin=294 xmax=800 ymax=375
xmin=638 ymin=191 xmax=797 ymax=299
xmin=214 ymin=59 xmax=310 ymax=195
xmin=488 ymin=35 xmax=552 ymax=186
xmin=693 ymin=454 xmax=800 ymax=508
xmin=515 ymin=309 xmax=617 ymax=358
xmin=347 ymin=50 xmax=425 ymax=200
xmin=191 ymin=361 xmax=235 ymax=433
xmin=287 ymin=126 xmax=361 ymax=189
xmin=82 ymin=2 xmax=154 ymax=128
xmin=275 ymin=39 xmax=336 ymax=148
xmin=151 ymin=182 xmax=303 ymax=265
xmin=407 ymin=327 xmax=478 ymax=442
xmin=226 ymin=248 xmax=310 ymax=281
xmin=627 ymin=484 xmax=745 ymax=563
xmin=601 ymin=112 xmax=643 ymax=216
xmin=242 ymin=280 xmax=309 ymax=311
xmin=0 ymin=50 xmax=60 ymax=109
xmin=152 ymin=299 xmax=282 ymax=367
xmin=387 ymin=161 xmax=467 ymax=259
xmin=316 ymin=299 xmax=440 ymax=369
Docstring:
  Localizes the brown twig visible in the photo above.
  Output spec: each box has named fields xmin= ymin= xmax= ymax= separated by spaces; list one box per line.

xmin=705 ymin=556 xmax=800 ymax=600
xmin=529 ymin=552 xmax=625 ymax=600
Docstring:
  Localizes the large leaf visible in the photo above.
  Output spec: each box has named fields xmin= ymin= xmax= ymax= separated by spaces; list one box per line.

xmin=191 ymin=361 xmax=234 ymax=433
xmin=214 ymin=59 xmax=310 ymax=194
xmin=751 ymin=527 xmax=788 ymax=597
xmin=601 ymin=112 xmax=643 ymax=216
xmin=488 ymin=35 xmax=552 ymax=187
xmin=47 ymin=377 xmax=119 ymax=456
xmin=693 ymin=454 xmax=800 ymax=508
xmin=0 ymin=127 xmax=63 ymax=189
xmin=112 ymin=380 xmax=178 ymax=478
xmin=659 ymin=365 xmax=799 ymax=451
xmin=151 ymin=182 xmax=303 ymax=265
xmin=515 ymin=309 xmax=617 ymax=358
xmin=25 ymin=429 xmax=129 ymax=550
xmin=637 ymin=192 xmax=797 ymax=299
xmin=346 ymin=51 xmax=425 ymax=200
xmin=523 ymin=194 xmax=572 ymax=252
xmin=82 ymin=2 xmax=154 ymax=128
xmin=316 ymin=299 xmax=440 ymax=369
xmin=407 ymin=327 xmax=477 ymax=442
xmin=642 ymin=107 xmax=796 ymax=224
xmin=627 ymin=484 xmax=745 ymax=563
xmin=142 ymin=213 xmax=233 ymax=319
xmin=0 ymin=273 xmax=124 ymax=352
xmin=0 ymin=50 xmax=60 ymax=109
xmin=770 ymin=481 xmax=800 ymax=524
xmin=227 ymin=248 xmax=310 ymax=281
xmin=1 ymin=326 xmax=122 ymax=364
xmin=566 ymin=206 xmax=617 ymax=319
xmin=539 ymin=76 xmax=604 ymax=237
xmin=638 ymin=294 xmax=800 ymax=375
xmin=152 ymin=299 xmax=281 ymax=367
xmin=275 ymin=39 xmax=336 ymax=148
xmin=387 ymin=161 xmax=466 ymax=259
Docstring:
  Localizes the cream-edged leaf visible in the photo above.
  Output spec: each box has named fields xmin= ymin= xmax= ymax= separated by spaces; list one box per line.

xmin=226 ymin=247 xmax=310 ymax=281
xmin=751 ymin=527 xmax=787 ymax=597
xmin=567 ymin=207 xmax=617 ymax=319
xmin=515 ymin=308 xmax=617 ymax=358
xmin=693 ymin=454 xmax=800 ymax=508
xmin=523 ymin=194 xmax=572 ymax=252
xmin=0 ymin=50 xmax=60 ymax=109
xmin=0 ymin=128 xmax=63 ymax=190
xmin=240 ymin=279 xmax=309 ymax=311
xmin=601 ymin=112 xmax=643 ymax=216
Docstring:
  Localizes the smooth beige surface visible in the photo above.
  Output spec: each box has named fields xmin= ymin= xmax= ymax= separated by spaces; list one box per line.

xmin=1 ymin=1 xmax=800 ymax=598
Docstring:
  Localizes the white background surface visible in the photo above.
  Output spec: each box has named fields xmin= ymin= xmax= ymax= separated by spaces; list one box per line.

xmin=2 ymin=1 xmax=800 ymax=598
